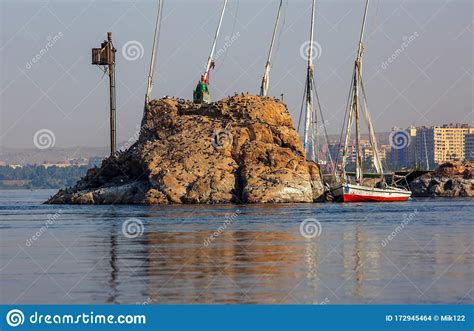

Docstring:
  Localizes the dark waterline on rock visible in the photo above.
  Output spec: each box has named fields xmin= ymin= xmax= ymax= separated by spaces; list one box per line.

xmin=1 ymin=189 xmax=472 ymax=304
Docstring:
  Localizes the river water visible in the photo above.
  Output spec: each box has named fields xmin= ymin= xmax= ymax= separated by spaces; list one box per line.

xmin=0 ymin=189 xmax=472 ymax=304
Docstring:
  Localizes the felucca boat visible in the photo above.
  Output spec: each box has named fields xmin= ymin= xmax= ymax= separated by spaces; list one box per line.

xmin=329 ymin=0 xmax=411 ymax=202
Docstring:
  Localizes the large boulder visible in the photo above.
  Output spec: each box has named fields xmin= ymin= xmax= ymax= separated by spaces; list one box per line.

xmin=409 ymin=161 xmax=474 ymax=197
xmin=47 ymin=95 xmax=324 ymax=204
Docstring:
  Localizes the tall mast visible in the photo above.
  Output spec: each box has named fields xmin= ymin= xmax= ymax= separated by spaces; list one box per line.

xmin=339 ymin=0 xmax=369 ymax=183
xmin=260 ymin=0 xmax=283 ymax=97
xmin=354 ymin=0 xmax=369 ymax=184
xmin=203 ymin=0 xmax=228 ymax=84
xmin=145 ymin=0 xmax=164 ymax=108
xmin=303 ymin=0 xmax=316 ymax=159
xmin=423 ymin=129 xmax=430 ymax=170
xmin=357 ymin=0 xmax=369 ymax=62
xmin=354 ymin=71 xmax=363 ymax=183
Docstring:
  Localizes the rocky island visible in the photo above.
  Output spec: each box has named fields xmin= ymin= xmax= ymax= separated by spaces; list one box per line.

xmin=47 ymin=95 xmax=324 ymax=205
xmin=409 ymin=161 xmax=474 ymax=197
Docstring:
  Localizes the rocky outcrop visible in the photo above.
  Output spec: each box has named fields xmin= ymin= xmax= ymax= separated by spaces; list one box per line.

xmin=47 ymin=95 xmax=325 ymax=204
xmin=409 ymin=161 xmax=474 ymax=197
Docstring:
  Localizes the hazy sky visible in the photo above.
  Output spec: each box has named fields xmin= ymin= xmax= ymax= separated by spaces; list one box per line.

xmin=1 ymin=0 xmax=472 ymax=149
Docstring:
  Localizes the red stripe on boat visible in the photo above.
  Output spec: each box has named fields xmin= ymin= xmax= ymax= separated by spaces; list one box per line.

xmin=342 ymin=194 xmax=410 ymax=202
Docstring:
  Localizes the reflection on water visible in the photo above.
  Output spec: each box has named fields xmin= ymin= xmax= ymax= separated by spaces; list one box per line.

xmin=0 ymin=190 xmax=472 ymax=304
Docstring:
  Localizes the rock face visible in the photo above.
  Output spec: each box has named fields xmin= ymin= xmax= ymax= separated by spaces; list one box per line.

xmin=47 ymin=95 xmax=324 ymax=204
xmin=409 ymin=161 xmax=474 ymax=197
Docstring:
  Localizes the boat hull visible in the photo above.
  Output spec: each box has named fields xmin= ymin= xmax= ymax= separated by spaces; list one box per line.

xmin=331 ymin=183 xmax=411 ymax=202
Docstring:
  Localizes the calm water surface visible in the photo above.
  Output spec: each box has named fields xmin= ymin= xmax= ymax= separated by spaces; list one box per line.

xmin=0 ymin=189 xmax=472 ymax=304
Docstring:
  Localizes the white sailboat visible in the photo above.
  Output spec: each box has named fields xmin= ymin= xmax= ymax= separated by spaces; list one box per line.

xmin=330 ymin=0 xmax=411 ymax=202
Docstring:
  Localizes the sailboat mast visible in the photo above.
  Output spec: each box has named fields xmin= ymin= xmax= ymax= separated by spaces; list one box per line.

xmin=357 ymin=0 xmax=369 ymax=60
xmin=354 ymin=71 xmax=363 ymax=184
xmin=423 ymin=129 xmax=430 ymax=170
xmin=303 ymin=0 xmax=316 ymax=157
xmin=260 ymin=0 xmax=283 ymax=97
xmin=203 ymin=0 xmax=228 ymax=83
xmin=354 ymin=0 xmax=369 ymax=184
xmin=145 ymin=0 xmax=164 ymax=108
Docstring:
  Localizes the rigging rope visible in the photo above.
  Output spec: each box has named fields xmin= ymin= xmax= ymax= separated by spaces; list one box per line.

xmin=334 ymin=67 xmax=356 ymax=174
xmin=218 ymin=0 xmax=239 ymax=70
xmin=312 ymin=77 xmax=336 ymax=176
xmin=273 ymin=0 xmax=288 ymax=61
xmin=359 ymin=73 xmax=384 ymax=176
xmin=365 ymin=0 xmax=380 ymax=50
xmin=297 ymin=78 xmax=307 ymax=132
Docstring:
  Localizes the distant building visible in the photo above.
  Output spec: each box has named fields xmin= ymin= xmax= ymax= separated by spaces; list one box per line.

xmin=390 ymin=124 xmax=474 ymax=169
xmin=414 ymin=126 xmax=435 ymax=169
xmin=389 ymin=126 xmax=418 ymax=169
xmin=378 ymin=145 xmax=390 ymax=161
xmin=361 ymin=143 xmax=388 ymax=162
xmin=328 ymin=143 xmax=342 ymax=163
xmin=68 ymin=158 xmax=88 ymax=166
xmin=328 ymin=140 xmax=387 ymax=165
xmin=430 ymin=124 xmax=473 ymax=164
xmin=41 ymin=163 xmax=71 ymax=169
xmin=465 ymin=133 xmax=474 ymax=161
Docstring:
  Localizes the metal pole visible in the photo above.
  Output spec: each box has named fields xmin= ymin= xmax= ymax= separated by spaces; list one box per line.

xmin=203 ymin=0 xmax=228 ymax=83
xmin=308 ymin=0 xmax=316 ymax=69
xmin=354 ymin=69 xmax=363 ymax=184
xmin=357 ymin=0 xmax=370 ymax=59
xmin=260 ymin=0 xmax=283 ymax=97
xmin=303 ymin=0 xmax=316 ymax=158
xmin=107 ymin=32 xmax=116 ymax=156
xmin=353 ymin=0 xmax=370 ymax=182
xmin=145 ymin=0 xmax=164 ymax=108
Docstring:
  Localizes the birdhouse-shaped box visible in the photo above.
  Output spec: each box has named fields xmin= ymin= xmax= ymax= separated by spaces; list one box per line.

xmin=91 ymin=41 xmax=114 ymax=65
